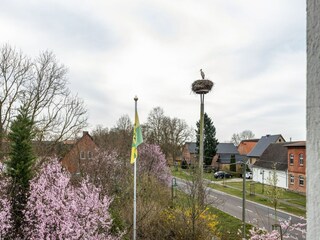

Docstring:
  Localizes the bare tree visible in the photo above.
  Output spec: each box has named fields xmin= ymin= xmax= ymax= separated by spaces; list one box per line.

xmin=0 ymin=44 xmax=87 ymax=158
xmin=91 ymin=115 xmax=133 ymax=161
xmin=163 ymin=117 xmax=192 ymax=164
xmin=231 ymin=130 xmax=255 ymax=146
xmin=144 ymin=107 xmax=166 ymax=146
xmin=144 ymin=107 xmax=193 ymax=163
xmin=0 ymin=45 xmax=32 ymax=157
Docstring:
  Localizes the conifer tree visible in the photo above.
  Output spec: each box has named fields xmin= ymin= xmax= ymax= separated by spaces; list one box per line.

xmin=196 ymin=113 xmax=218 ymax=167
xmin=6 ymin=105 xmax=35 ymax=238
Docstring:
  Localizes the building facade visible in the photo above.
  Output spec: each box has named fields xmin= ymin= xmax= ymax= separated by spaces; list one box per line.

xmin=285 ymin=142 xmax=306 ymax=193
xmin=60 ymin=131 xmax=98 ymax=174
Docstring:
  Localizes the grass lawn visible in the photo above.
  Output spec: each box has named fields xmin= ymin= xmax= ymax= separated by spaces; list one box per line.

xmin=171 ymin=168 xmax=306 ymax=217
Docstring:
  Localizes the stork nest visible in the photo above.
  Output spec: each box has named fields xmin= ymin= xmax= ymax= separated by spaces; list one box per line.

xmin=191 ymin=79 xmax=214 ymax=94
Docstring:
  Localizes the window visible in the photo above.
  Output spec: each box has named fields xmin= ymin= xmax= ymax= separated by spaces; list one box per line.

xmin=299 ymin=176 xmax=304 ymax=186
xmin=88 ymin=151 xmax=92 ymax=160
xmin=289 ymin=154 xmax=294 ymax=165
xmin=290 ymin=175 xmax=294 ymax=184
xmin=80 ymin=151 xmax=85 ymax=159
xmin=299 ymin=154 xmax=304 ymax=165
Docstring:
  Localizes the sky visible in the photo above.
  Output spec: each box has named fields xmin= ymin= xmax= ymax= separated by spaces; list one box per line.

xmin=0 ymin=0 xmax=306 ymax=142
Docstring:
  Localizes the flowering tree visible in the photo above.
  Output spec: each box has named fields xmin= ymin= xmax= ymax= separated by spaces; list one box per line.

xmin=249 ymin=218 xmax=306 ymax=240
xmin=0 ymin=168 xmax=11 ymax=238
xmin=138 ymin=143 xmax=171 ymax=185
xmin=24 ymin=160 xmax=120 ymax=240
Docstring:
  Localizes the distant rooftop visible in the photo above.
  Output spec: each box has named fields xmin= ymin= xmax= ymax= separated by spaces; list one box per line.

xmin=185 ymin=142 xmax=197 ymax=154
xmin=247 ymin=134 xmax=285 ymax=157
xmin=283 ymin=141 xmax=306 ymax=147
xmin=253 ymin=143 xmax=288 ymax=171
xmin=217 ymin=143 xmax=238 ymax=154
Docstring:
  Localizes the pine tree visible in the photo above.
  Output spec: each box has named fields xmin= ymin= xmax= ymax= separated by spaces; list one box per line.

xmin=6 ymin=105 xmax=35 ymax=238
xmin=196 ymin=113 xmax=219 ymax=167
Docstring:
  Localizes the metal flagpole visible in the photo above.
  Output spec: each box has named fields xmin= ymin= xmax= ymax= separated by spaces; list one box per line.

xmin=133 ymin=158 xmax=137 ymax=240
xmin=133 ymin=96 xmax=138 ymax=240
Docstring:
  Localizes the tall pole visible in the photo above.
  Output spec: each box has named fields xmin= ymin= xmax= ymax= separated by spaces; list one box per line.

xmin=199 ymin=94 xmax=205 ymax=178
xmin=133 ymin=97 xmax=138 ymax=240
xmin=242 ymin=161 xmax=246 ymax=240
xmin=198 ymin=94 xmax=205 ymax=205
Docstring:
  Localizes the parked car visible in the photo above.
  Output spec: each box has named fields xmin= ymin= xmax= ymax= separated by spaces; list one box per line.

xmin=245 ymin=172 xmax=253 ymax=179
xmin=214 ymin=171 xmax=232 ymax=179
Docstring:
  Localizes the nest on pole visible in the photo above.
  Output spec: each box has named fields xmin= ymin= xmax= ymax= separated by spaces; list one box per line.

xmin=191 ymin=79 xmax=214 ymax=94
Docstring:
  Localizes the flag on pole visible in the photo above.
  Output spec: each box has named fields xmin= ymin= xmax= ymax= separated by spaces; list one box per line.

xmin=131 ymin=111 xmax=143 ymax=164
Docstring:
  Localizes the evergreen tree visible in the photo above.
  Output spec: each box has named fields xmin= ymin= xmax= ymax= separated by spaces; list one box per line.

xmin=196 ymin=113 xmax=218 ymax=167
xmin=230 ymin=154 xmax=236 ymax=172
xmin=6 ymin=105 xmax=35 ymax=238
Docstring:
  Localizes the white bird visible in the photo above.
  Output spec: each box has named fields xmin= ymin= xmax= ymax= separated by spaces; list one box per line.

xmin=200 ymin=69 xmax=205 ymax=79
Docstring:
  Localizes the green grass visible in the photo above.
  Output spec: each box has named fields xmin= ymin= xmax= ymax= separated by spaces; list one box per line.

xmin=174 ymin=190 xmax=250 ymax=240
xmin=225 ymin=181 xmax=306 ymax=208
xmin=171 ymin=168 xmax=306 ymax=217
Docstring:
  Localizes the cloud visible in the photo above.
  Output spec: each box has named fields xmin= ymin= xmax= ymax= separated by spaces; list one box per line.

xmin=0 ymin=0 xmax=306 ymax=142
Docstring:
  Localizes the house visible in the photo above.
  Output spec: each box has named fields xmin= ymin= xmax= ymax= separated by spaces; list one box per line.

xmin=212 ymin=143 xmax=241 ymax=172
xmin=182 ymin=142 xmax=198 ymax=165
xmin=247 ymin=134 xmax=285 ymax=166
xmin=60 ymin=131 xmax=98 ymax=174
xmin=237 ymin=139 xmax=259 ymax=156
xmin=252 ymin=143 xmax=288 ymax=189
xmin=284 ymin=141 xmax=306 ymax=193
xmin=237 ymin=139 xmax=259 ymax=173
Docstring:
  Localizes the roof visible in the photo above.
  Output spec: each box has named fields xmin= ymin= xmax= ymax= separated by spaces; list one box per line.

xmin=185 ymin=142 xmax=197 ymax=154
xmin=238 ymin=139 xmax=259 ymax=155
xmin=217 ymin=143 xmax=238 ymax=154
xmin=247 ymin=134 xmax=285 ymax=157
xmin=283 ymin=141 xmax=306 ymax=148
xmin=252 ymin=143 xmax=288 ymax=171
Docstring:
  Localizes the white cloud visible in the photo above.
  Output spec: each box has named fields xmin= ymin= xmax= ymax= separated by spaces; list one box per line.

xmin=0 ymin=0 xmax=306 ymax=141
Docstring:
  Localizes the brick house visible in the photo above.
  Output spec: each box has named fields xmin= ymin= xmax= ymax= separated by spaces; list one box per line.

xmin=182 ymin=142 xmax=197 ymax=165
xmin=284 ymin=141 xmax=306 ymax=193
xmin=60 ymin=131 xmax=98 ymax=174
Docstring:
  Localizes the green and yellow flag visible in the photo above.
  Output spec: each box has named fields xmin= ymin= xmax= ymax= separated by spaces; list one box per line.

xmin=131 ymin=111 xmax=143 ymax=164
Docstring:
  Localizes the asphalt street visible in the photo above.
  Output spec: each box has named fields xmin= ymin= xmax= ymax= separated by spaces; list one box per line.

xmin=176 ymin=178 xmax=306 ymax=239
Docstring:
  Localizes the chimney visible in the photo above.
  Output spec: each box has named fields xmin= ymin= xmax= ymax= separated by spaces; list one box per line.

xmin=83 ymin=131 xmax=89 ymax=136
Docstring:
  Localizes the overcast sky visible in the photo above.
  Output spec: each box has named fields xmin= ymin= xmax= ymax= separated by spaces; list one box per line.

xmin=0 ymin=0 xmax=306 ymax=142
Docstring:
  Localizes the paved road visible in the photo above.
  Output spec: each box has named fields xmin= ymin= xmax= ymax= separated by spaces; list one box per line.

xmin=176 ymin=178 xmax=306 ymax=239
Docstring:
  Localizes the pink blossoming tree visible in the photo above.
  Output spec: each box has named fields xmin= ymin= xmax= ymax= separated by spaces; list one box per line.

xmin=138 ymin=143 xmax=171 ymax=185
xmin=249 ymin=218 xmax=306 ymax=240
xmin=23 ymin=160 xmax=121 ymax=240
xmin=0 ymin=168 xmax=12 ymax=238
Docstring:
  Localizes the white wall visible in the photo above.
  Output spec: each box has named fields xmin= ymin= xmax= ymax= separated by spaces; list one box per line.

xmin=252 ymin=167 xmax=288 ymax=189
xmin=307 ymin=1 xmax=320 ymax=238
